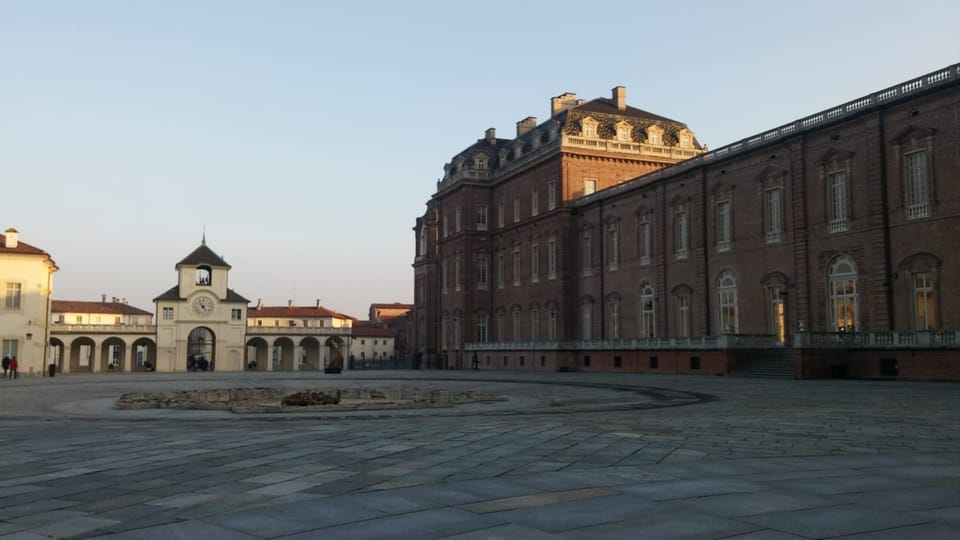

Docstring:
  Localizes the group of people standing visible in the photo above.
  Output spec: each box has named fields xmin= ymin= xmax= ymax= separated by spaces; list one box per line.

xmin=1 ymin=356 xmax=18 ymax=379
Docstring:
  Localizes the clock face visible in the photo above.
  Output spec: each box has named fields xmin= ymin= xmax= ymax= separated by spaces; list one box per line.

xmin=192 ymin=296 xmax=214 ymax=317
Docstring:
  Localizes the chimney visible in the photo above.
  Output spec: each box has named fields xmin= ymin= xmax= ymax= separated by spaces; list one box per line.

xmin=316 ymin=299 xmax=322 ymax=308
xmin=3 ymin=228 xmax=18 ymax=249
xmin=516 ymin=116 xmax=537 ymax=137
xmin=550 ymin=92 xmax=578 ymax=117
xmin=256 ymin=298 xmax=263 ymax=310
xmin=102 ymin=294 xmax=107 ymax=303
xmin=484 ymin=127 xmax=496 ymax=144
xmin=288 ymin=299 xmax=294 ymax=308
xmin=612 ymin=86 xmax=626 ymax=110
xmin=122 ymin=298 xmax=128 ymax=305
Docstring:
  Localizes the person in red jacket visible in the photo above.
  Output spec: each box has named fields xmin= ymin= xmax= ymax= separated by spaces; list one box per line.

xmin=9 ymin=356 xmax=18 ymax=379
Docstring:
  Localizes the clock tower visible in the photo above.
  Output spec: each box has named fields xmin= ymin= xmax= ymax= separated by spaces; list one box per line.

xmin=153 ymin=238 xmax=249 ymax=372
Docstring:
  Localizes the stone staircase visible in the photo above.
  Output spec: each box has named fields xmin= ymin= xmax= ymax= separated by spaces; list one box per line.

xmin=731 ymin=348 xmax=796 ymax=379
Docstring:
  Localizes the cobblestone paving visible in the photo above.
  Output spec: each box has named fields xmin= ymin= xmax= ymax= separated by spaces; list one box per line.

xmin=0 ymin=371 xmax=958 ymax=539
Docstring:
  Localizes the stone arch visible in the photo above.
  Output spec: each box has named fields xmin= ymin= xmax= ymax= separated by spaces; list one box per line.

xmin=324 ymin=336 xmax=345 ymax=373
xmin=245 ymin=337 xmax=269 ymax=371
xmin=299 ymin=337 xmax=321 ymax=371
xmin=187 ymin=327 xmax=215 ymax=371
xmin=69 ymin=336 xmax=96 ymax=373
xmin=49 ymin=338 xmax=66 ymax=374
xmin=130 ymin=337 xmax=156 ymax=372
xmin=100 ymin=336 xmax=127 ymax=373
xmin=273 ymin=337 xmax=296 ymax=371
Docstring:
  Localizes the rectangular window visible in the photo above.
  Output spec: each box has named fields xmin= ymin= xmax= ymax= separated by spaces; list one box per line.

xmin=497 ymin=202 xmax=504 ymax=228
xmin=675 ymin=209 xmax=688 ymax=258
xmin=548 ymin=180 xmax=558 ymax=210
xmin=513 ymin=195 xmax=520 ymax=223
xmin=905 ymin=150 xmax=930 ymax=219
xmin=531 ymin=188 xmax=539 ymax=216
xmin=455 ymin=206 xmax=463 ymax=232
xmin=765 ymin=188 xmax=783 ymax=243
xmin=512 ymin=249 xmax=521 ymax=286
xmin=582 ymin=303 xmax=592 ymax=340
xmin=512 ymin=310 xmax=521 ymax=341
xmin=496 ymin=254 xmax=505 ymax=289
xmin=716 ymin=200 xmax=731 ymax=251
xmin=607 ymin=223 xmax=619 ymax=270
xmin=476 ymin=205 xmax=488 ymax=230
xmin=584 ymin=178 xmax=597 ymax=196
xmin=828 ymin=171 xmax=848 ymax=232
xmin=4 ymin=282 xmax=22 ymax=310
xmin=548 ymin=307 xmax=558 ymax=340
xmin=676 ymin=295 xmax=690 ymax=337
xmin=162 ymin=307 xmax=174 ymax=320
xmin=443 ymin=211 xmax=449 ymax=237
xmin=455 ymin=255 xmax=462 ymax=291
xmin=638 ymin=218 xmax=651 ymax=265
xmin=442 ymin=259 xmax=449 ymax=293
xmin=547 ymin=237 xmax=557 ymax=279
xmin=476 ymin=256 xmax=488 ymax=289
xmin=914 ymin=272 xmax=936 ymax=330
xmin=476 ymin=314 xmax=488 ymax=342
xmin=608 ymin=302 xmax=620 ymax=339
xmin=530 ymin=244 xmax=540 ymax=283
xmin=231 ymin=309 xmax=242 ymax=321
xmin=496 ymin=312 xmax=504 ymax=341
xmin=582 ymin=230 xmax=592 ymax=275
xmin=1 ymin=339 xmax=18 ymax=360
xmin=530 ymin=309 xmax=540 ymax=341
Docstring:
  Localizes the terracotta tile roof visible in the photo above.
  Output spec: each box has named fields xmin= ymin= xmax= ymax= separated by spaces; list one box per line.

xmin=370 ymin=303 xmax=413 ymax=310
xmin=0 ymin=231 xmax=58 ymax=268
xmin=52 ymin=300 xmax=152 ymax=316
xmin=176 ymin=243 xmax=231 ymax=269
xmin=152 ymin=285 xmax=249 ymax=303
xmin=248 ymin=305 xmax=354 ymax=320
xmin=351 ymin=326 xmax=395 ymax=338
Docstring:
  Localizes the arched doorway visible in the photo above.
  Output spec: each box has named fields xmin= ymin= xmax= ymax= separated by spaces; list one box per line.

xmin=131 ymin=338 xmax=157 ymax=372
xmin=100 ymin=337 xmax=126 ymax=373
xmin=245 ymin=337 xmax=269 ymax=371
xmin=300 ymin=337 xmax=320 ymax=371
xmin=324 ymin=336 xmax=344 ymax=373
xmin=187 ymin=327 xmax=215 ymax=371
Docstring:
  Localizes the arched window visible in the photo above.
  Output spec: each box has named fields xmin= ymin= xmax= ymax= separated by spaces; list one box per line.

xmin=475 ymin=311 xmax=488 ymax=343
xmin=512 ymin=305 xmax=522 ymax=341
xmin=717 ymin=272 xmax=738 ymax=334
xmin=828 ymin=256 xmax=858 ymax=331
xmin=195 ymin=266 xmax=212 ymax=286
xmin=581 ymin=298 xmax=593 ymax=340
xmin=547 ymin=302 xmax=559 ymax=341
xmin=606 ymin=294 xmax=621 ymax=339
xmin=639 ymin=283 xmax=656 ymax=338
xmin=899 ymin=253 xmax=940 ymax=330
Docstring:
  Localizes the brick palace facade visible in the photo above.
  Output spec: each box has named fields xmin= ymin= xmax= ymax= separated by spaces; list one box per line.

xmin=412 ymin=65 xmax=960 ymax=380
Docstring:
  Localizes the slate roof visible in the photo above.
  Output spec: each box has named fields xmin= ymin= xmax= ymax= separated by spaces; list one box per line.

xmin=176 ymin=243 xmax=231 ymax=269
xmin=571 ymin=97 xmax=682 ymax=124
xmin=153 ymin=285 xmax=249 ymax=304
xmin=52 ymin=300 xmax=152 ymax=316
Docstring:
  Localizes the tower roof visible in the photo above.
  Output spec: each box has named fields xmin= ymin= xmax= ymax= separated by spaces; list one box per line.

xmin=176 ymin=243 xmax=231 ymax=269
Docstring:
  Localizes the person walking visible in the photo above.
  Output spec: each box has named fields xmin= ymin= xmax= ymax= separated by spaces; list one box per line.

xmin=1 ymin=355 xmax=9 ymax=379
xmin=9 ymin=356 xmax=17 ymax=379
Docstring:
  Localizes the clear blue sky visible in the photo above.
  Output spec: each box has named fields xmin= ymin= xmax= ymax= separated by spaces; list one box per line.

xmin=2 ymin=1 xmax=958 ymax=318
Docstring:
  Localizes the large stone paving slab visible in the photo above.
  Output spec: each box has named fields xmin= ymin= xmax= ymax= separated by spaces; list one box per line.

xmin=0 ymin=371 xmax=959 ymax=538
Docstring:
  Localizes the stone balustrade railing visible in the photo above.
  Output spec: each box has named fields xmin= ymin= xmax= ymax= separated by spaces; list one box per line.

xmin=464 ymin=334 xmax=779 ymax=352
xmin=51 ymin=324 xmax=157 ymax=334
xmin=794 ymin=331 xmax=960 ymax=349
xmin=246 ymin=326 xmax=352 ymax=336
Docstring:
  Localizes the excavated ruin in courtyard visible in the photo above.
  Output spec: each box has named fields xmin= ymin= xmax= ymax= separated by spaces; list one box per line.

xmin=115 ymin=386 xmax=505 ymax=414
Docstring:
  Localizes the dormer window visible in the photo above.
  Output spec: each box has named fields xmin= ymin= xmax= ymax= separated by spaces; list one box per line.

xmin=647 ymin=126 xmax=663 ymax=146
xmin=196 ymin=266 xmax=212 ymax=286
xmin=581 ymin=117 xmax=599 ymax=138
xmin=678 ymin=128 xmax=694 ymax=148
xmin=615 ymin=121 xmax=631 ymax=142
xmin=477 ymin=159 xmax=485 ymax=169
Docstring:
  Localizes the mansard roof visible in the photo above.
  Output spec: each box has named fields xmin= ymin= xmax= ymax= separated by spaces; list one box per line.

xmin=176 ymin=243 xmax=231 ymax=269
xmin=569 ymin=97 xmax=682 ymax=125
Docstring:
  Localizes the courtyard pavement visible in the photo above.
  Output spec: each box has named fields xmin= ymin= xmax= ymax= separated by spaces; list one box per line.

xmin=0 ymin=370 xmax=958 ymax=539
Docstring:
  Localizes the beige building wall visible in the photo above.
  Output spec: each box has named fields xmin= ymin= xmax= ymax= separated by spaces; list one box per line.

xmin=0 ymin=231 xmax=57 ymax=376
